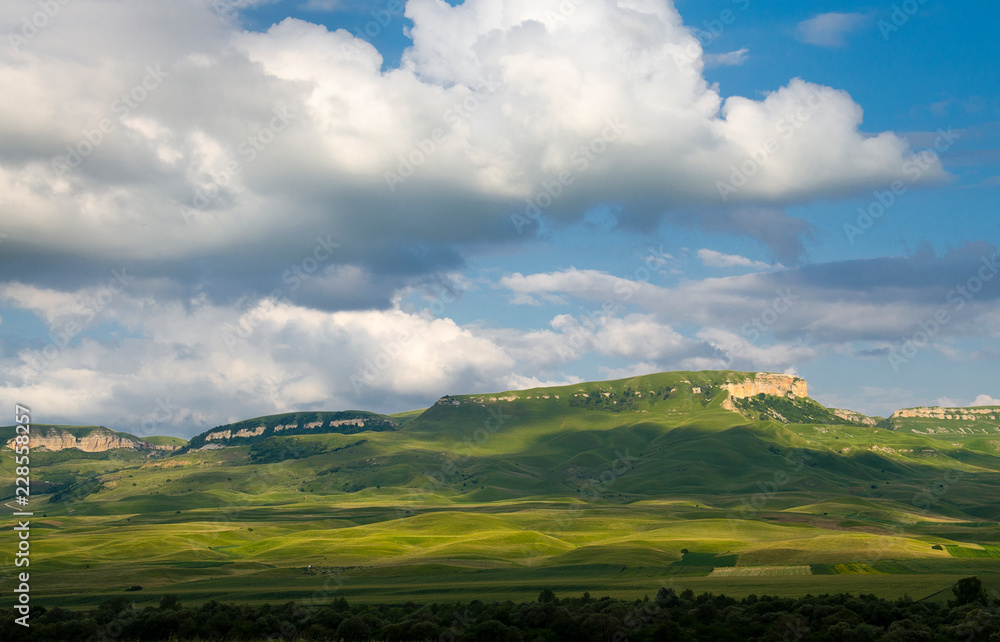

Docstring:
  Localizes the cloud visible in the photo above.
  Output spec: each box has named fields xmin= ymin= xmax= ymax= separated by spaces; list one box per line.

xmin=796 ymin=12 xmax=868 ymax=47
xmin=0 ymin=0 xmax=973 ymax=429
xmin=697 ymin=249 xmax=775 ymax=270
xmin=0 ymin=0 xmax=943 ymax=297
xmin=972 ymin=394 xmax=1000 ymax=406
xmin=499 ymin=269 xmax=661 ymax=307
xmin=497 ymin=244 xmax=1000 ymax=347
xmin=300 ymin=0 xmax=342 ymax=11
xmin=0 ymin=290 xmax=520 ymax=434
xmin=3 ymin=243 xmax=997 ymax=433
xmin=704 ymin=48 xmax=749 ymax=68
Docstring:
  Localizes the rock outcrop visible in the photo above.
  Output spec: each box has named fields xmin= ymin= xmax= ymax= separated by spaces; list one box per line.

xmin=832 ymin=408 xmax=878 ymax=426
xmin=205 ymin=425 xmax=266 ymax=442
xmin=6 ymin=427 xmax=152 ymax=452
xmin=891 ymin=407 xmax=1000 ymax=421
xmin=722 ymin=373 xmax=807 ymax=400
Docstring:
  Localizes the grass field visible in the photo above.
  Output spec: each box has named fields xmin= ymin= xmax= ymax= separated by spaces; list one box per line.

xmin=3 ymin=371 xmax=1000 ymax=608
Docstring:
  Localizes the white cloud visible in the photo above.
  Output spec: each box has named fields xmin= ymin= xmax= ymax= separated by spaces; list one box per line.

xmin=0 ymin=290 xmax=520 ymax=433
xmin=499 ymin=269 xmax=661 ymax=307
xmin=696 ymin=327 xmax=816 ymax=372
xmin=0 ymin=0 xmax=942 ymax=281
xmin=697 ymin=249 xmax=775 ymax=270
xmin=496 ymin=245 xmax=1000 ymax=347
xmin=300 ymin=0 xmax=342 ymax=11
xmin=972 ymin=394 xmax=1000 ymax=406
xmin=704 ymin=48 xmax=749 ymax=68
xmin=597 ymin=362 xmax=663 ymax=381
xmin=796 ymin=12 xmax=867 ymax=47
xmin=505 ymin=373 xmax=583 ymax=390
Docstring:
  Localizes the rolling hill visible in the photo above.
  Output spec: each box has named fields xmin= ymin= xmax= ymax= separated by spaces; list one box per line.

xmin=3 ymin=370 xmax=1000 ymax=608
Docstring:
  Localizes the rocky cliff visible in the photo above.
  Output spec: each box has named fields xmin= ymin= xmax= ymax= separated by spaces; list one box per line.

xmin=722 ymin=373 xmax=808 ymax=400
xmin=831 ymin=408 xmax=878 ymax=426
xmin=5 ymin=426 xmax=153 ymax=452
xmin=891 ymin=407 xmax=1000 ymax=421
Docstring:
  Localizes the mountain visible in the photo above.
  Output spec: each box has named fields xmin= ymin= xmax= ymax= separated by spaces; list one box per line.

xmin=5 ymin=370 xmax=1000 ymax=608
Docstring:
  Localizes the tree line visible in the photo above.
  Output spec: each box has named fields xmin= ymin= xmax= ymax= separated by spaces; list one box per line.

xmin=1 ymin=577 xmax=996 ymax=641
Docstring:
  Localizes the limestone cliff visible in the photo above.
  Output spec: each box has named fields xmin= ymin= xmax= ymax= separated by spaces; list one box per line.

xmin=722 ymin=373 xmax=808 ymax=400
xmin=832 ymin=408 xmax=878 ymax=426
xmin=891 ymin=407 xmax=1000 ymax=421
xmin=5 ymin=426 xmax=153 ymax=452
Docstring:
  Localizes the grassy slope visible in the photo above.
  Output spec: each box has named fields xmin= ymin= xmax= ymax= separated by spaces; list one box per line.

xmin=4 ymin=371 xmax=1000 ymax=607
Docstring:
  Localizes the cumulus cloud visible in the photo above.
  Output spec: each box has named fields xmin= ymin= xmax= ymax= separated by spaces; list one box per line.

xmin=697 ymin=249 xmax=775 ymax=270
xmin=0 ymin=288 xmax=520 ymax=433
xmin=796 ymin=12 xmax=868 ymax=47
xmin=0 ymin=0 xmax=942 ymax=295
xmin=972 ymin=394 xmax=1000 ymax=406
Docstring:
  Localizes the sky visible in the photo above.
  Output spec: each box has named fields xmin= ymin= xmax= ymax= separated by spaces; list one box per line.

xmin=0 ymin=0 xmax=998 ymax=438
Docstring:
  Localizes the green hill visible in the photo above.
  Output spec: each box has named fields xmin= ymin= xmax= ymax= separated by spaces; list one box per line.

xmin=4 ymin=370 xmax=1000 ymax=608
xmin=144 ymin=435 xmax=188 ymax=448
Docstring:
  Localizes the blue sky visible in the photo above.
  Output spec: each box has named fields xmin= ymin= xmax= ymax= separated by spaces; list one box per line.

xmin=0 ymin=0 xmax=997 ymax=436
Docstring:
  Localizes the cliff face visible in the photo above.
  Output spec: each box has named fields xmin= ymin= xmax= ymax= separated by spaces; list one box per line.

xmin=892 ymin=407 xmax=1000 ymax=421
xmin=5 ymin=427 xmax=152 ymax=452
xmin=722 ymin=373 xmax=808 ymax=400
xmin=205 ymin=425 xmax=266 ymax=442
xmin=832 ymin=408 xmax=878 ymax=426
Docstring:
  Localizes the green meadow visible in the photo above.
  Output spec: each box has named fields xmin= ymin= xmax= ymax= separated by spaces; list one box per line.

xmin=3 ymin=371 xmax=1000 ymax=608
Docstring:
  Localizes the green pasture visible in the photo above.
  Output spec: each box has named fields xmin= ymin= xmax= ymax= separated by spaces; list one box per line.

xmin=4 ymin=371 xmax=1000 ymax=608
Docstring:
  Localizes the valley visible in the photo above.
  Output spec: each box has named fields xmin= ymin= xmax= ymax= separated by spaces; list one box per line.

xmin=3 ymin=370 xmax=1000 ymax=609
